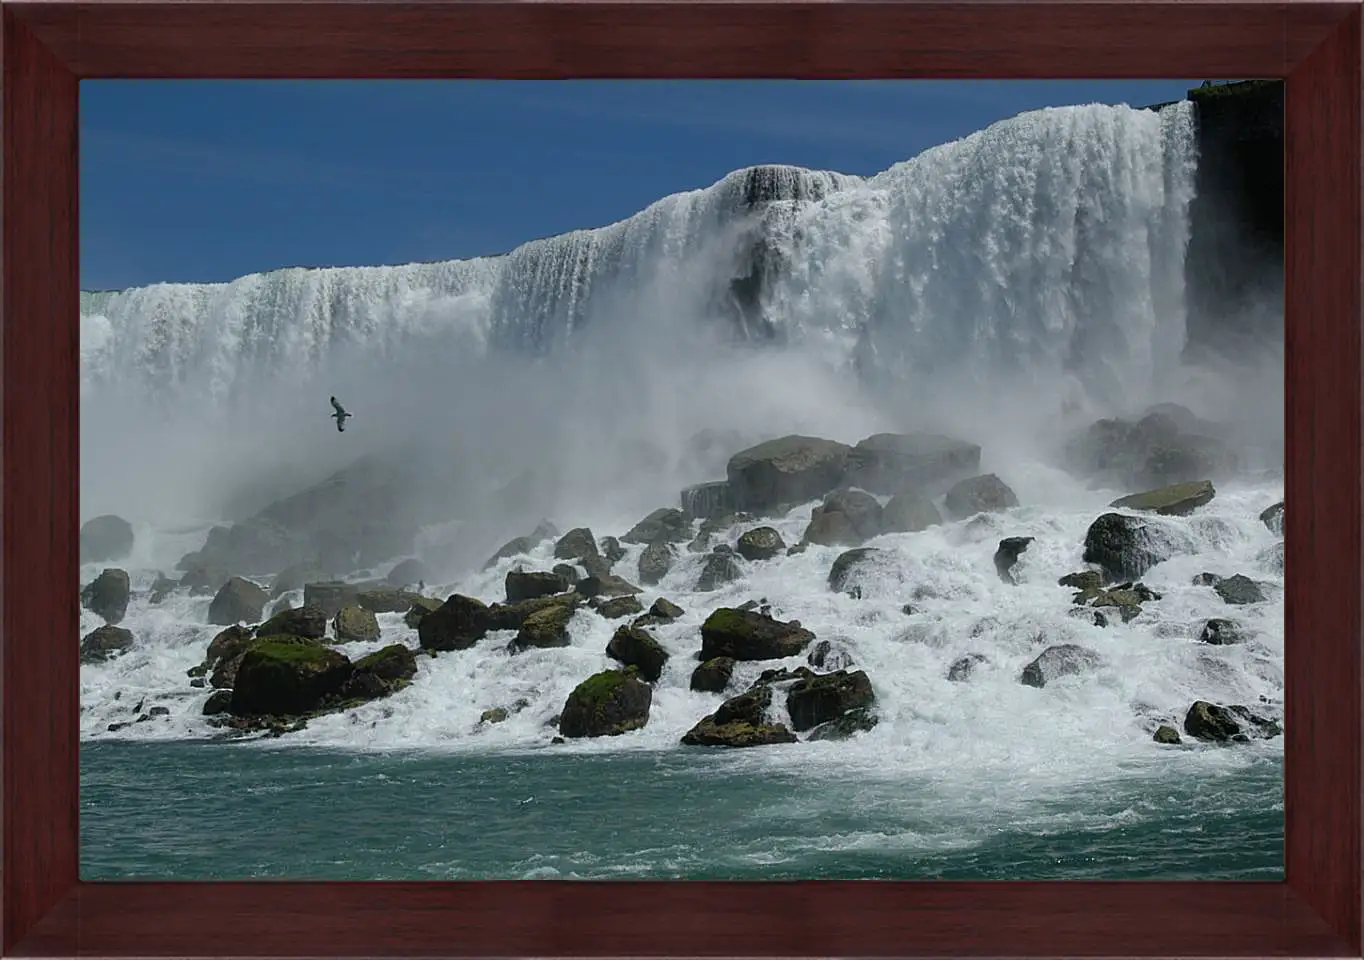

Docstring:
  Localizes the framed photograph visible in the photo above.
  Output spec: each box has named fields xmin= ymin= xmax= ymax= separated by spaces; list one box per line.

xmin=6 ymin=2 xmax=1360 ymax=958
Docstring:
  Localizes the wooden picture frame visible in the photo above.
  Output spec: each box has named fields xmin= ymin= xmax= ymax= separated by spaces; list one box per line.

xmin=4 ymin=1 xmax=1359 ymax=956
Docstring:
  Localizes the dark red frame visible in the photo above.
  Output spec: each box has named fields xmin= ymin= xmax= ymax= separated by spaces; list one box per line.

xmin=3 ymin=1 xmax=1360 ymax=956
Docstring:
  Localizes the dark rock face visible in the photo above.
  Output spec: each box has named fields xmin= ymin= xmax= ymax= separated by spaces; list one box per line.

xmin=1110 ymin=480 xmax=1216 ymax=517
xmin=559 ymin=669 xmax=653 ymax=738
xmin=700 ymin=608 xmax=814 ymax=661
xmin=807 ymin=639 xmax=854 ymax=671
xmin=690 ymin=656 xmax=736 ymax=693
xmin=726 ymin=435 xmax=852 ymax=512
xmin=638 ymin=542 xmax=675 ymax=586
xmin=785 ymin=669 xmax=875 ymax=732
xmin=1214 ymin=574 xmax=1266 ymax=605
xmin=696 ymin=552 xmax=743 ymax=592
xmin=208 ymin=577 xmax=269 ymax=626
xmin=80 ymin=515 xmax=134 ymax=564
xmin=649 ymin=597 xmax=685 ymax=620
xmin=806 ymin=707 xmax=879 ymax=741
xmin=1183 ymin=699 xmax=1282 ymax=743
xmin=947 ymin=653 xmax=988 ymax=682
xmin=81 ymin=568 xmax=131 ymax=624
xmin=606 ymin=625 xmax=670 ymax=682
xmin=506 ymin=569 xmax=571 ymax=603
xmin=842 ymin=432 xmax=980 ymax=496
xmin=1020 ymin=644 xmax=1102 ymax=688
xmin=736 ymin=526 xmax=785 ymax=561
xmin=1198 ymin=618 xmax=1252 ymax=645
xmin=553 ymin=528 xmax=599 ymax=562
xmin=600 ymin=537 xmax=626 ymax=565
xmin=229 ymin=638 xmax=352 ymax=717
xmin=1082 ymin=513 xmax=1168 ymax=581
xmin=681 ymin=481 xmax=734 ymax=522
xmin=80 ymin=624 xmax=135 ymax=664
xmin=881 ymin=492 xmax=943 ymax=533
xmin=943 ymin=474 xmax=1018 ymax=519
xmin=827 ymin=547 xmax=891 ymax=595
xmin=994 ymin=537 xmax=1034 ymax=584
xmin=257 ymin=604 xmax=328 ymax=641
xmin=1260 ymin=501 xmax=1285 ymax=536
xmin=680 ymin=684 xmax=798 ymax=747
xmin=417 ymin=595 xmax=491 ymax=652
xmin=575 ymin=574 xmax=642 ymax=599
xmin=622 ymin=508 xmax=691 ymax=546
xmin=1153 ymin=724 xmax=1182 ymax=744
xmin=343 ymin=644 xmax=418 ymax=699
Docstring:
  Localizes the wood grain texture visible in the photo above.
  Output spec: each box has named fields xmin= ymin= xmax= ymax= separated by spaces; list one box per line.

xmin=0 ymin=6 xmax=80 ymax=955
xmin=1 ymin=0 xmax=1360 ymax=958
xmin=1283 ymin=7 xmax=1364 ymax=953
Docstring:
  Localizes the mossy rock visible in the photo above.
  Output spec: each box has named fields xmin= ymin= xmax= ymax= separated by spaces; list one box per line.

xmin=1153 ymin=724 xmax=1182 ymax=744
xmin=1058 ymin=570 xmax=1103 ymax=591
xmin=690 ymin=656 xmax=736 ymax=693
xmin=333 ymin=604 xmax=381 ymax=643
xmin=681 ymin=687 xmax=796 ymax=747
xmin=1082 ymin=513 xmax=1167 ymax=582
xmin=404 ymin=596 xmax=443 ymax=629
xmin=80 ymin=624 xmax=135 ymax=664
xmin=343 ymin=644 xmax=417 ymax=699
xmin=594 ymin=595 xmax=644 ymax=620
xmin=606 ymin=624 xmax=669 ymax=682
xmin=1109 ymin=480 xmax=1215 ymax=517
xmin=257 ymin=604 xmax=328 ymax=641
xmin=418 ymin=594 xmax=492 ymax=652
xmin=700 ymin=608 xmax=814 ymax=661
xmin=505 ymin=569 xmax=571 ymax=603
xmin=558 ymin=668 xmax=652 ymax=738
xmin=229 ymin=638 xmax=352 ymax=717
xmin=511 ymin=602 xmax=577 ymax=651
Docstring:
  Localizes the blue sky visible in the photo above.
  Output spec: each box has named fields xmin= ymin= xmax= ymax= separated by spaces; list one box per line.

xmin=80 ymin=80 xmax=1203 ymax=291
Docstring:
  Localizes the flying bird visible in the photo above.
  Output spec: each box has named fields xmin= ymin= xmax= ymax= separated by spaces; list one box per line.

xmin=329 ymin=396 xmax=353 ymax=433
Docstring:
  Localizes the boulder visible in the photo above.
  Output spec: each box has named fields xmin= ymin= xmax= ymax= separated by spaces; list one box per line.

xmin=202 ymin=690 xmax=233 ymax=716
xmin=594 ymin=595 xmax=644 ymax=620
xmin=205 ymin=625 xmax=257 ymax=689
xmin=806 ymin=707 xmax=880 ymax=741
xmin=700 ymin=608 xmax=814 ymax=661
xmin=80 ymin=624 xmax=135 ymax=664
xmin=638 ymin=542 xmax=675 ymax=586
xmin=574 ymin=573 xmax=642 ymax=599
xmin=342 ymin=644 xmax=418 ymax=699
xmin=1020 ymin=644 xmax=1102 ymax=688
xmin=207 ymin=577 xmax=268 ymax=626
xmin=505 ymin=569 xmax=571 ymax=603
xmin=403 ymin=596 xmax=443 ymax=629
xmin=1199 ymin=618 xmax=1252 ymax=645
xmin=257 ymin=604 xmax=328 ymax=641
xmin=943 ymin=474 xmax=1019 ymax=519
xmin=333 ymin=604 xmax=381 ymax=643
xmin=509 ymin=601 xmax=578 ymax=651
xmin=881 ymin=492 xmax=943 ymax=534
xmin=606 ymin=624 xmax=670 ymax=682
xmin=681 ymin=685 xmax=797 ymax=747
xmin=994 ymin=537 xmax=1034 ymax=584
xmin=229 ymin=637 xmax=352 ymax=717
xmin=600 ymin=537 xmax=626 ymax=565
xmin=785 ymin=669 xmax=875 ymax=732
xmin=827 ymin=547 xmax=891 ymax=595
xmin=1260 ymin=501 xmax=1285 ymax=536
xmin=726 ymin=435 xmax=852 ymax=513
xmin=303 ymin=581 xmax=361 ymax=618
xmin=386 ymin=558 xmax=430 ymax=587
xmin=81 ymin=568 xmax=131 ymax=624
xmin=80 ymin=515 xmax=135 ymax=564
xmin=558 ymin=668 xmax=653 ymax=738
xmin=1065 ymin=412 xmax=1235 ymax=489
xmin=947 ymin=653 xmax=988 ymax=682
xmin=1153 ymin=724 xmax=1182 ymax=744
xmin=807 ymin=639 xmax=855 ymax=671
xmin=802 ymin=507 xmax=864 ymax=547
xmin=355 ymin=587 xmax=424 ymax=614
xmin=1082 ymin=513 xmax=1168 ymax=581
xmin=696 ymin=551 xmax=743 ymax=592
xmin=681 ymin=481 xmax=735 ymax=521
xmin=822 ymin=490 xmax=884 ymax=540
xmin=690 ymin=656 xmax=736 ymax=693
xmin=1214 ymin=574 xmax=1266 ymax=605
xmin=622 ymin=508 xmax=690 ymax=545
xmin=649 ymin=597 xmax=685 ymax=620
xmin=553 ymin=527 xmax=599 ymax=562
xmin=1059 ymin=570 xmax=1103 ymax=591
xmin=1109 ymin=480 xmax=1216 ymax=517
xmin=417 ymin=595 xmax=492 ymax=652
xmin=843 ymin=432 xmax=981 ymax=495
xmin=1184 ymin=700 xmax=1282 ymax=743
xmin=735 ymin=526 xmax=785 ymax=561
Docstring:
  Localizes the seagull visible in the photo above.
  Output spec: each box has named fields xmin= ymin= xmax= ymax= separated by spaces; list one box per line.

xmin=329 ymin=396 xmax=353 ymax=433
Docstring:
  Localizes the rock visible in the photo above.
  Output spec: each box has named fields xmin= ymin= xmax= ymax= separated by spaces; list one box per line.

xmin=600 ymin=537 xmax=626 ymax=565
xmin=843 ymin=432 xmax=981 ymax=496
xmin=690 ymin=657 xmax=736 ymax=693
xmin=649 ymin=597 xmax=684 ymax=620
xmin=681 ymin=685 xmax=797 ymax=747
xmin=510 ymin=602 xmax=577 ymax=651
xmin=1020 ymin=644 xmax=1102 ymax=688
xmin=827 ymin=547 xmax=890 ymax=595
xmin=270 ymin=562 xmax=328 ymax=600
xmin=208 ymin=577 xmax=268 ymax=625
xmin=229 ymin=637 xmax=352 ymax=717
xmin=1109 ymin=480 xmax=1216 ymax=517
xmin=807 ymin=639 xmax=854 ymax=671
xmin=1082 ymin=513 xmax=1168 ymax=581
xmin=80 ymin=624 xmax=135 ymax=664
xmin=696 ymin=552 xmax=743 ymax=592
xmin=333 ymin=604 xmax=381 ymax=643
xmin=148 ymin=573 xmax=179 ymax=605
xmin=606 ymin=624 xmax=670 ymax=682
xmin=735 ymin=526 xmax=785 ymax=561
xmin=785 ymin=669 xmax=876 ymax=732
xmin=700 ymin=608 xmax=814 ymax=661
xmin=559 ymin=668 xmax=653 ymax=738
xmin=386 ymin=558 xmax=430 ymax=587
xmin=1065 ymin=412 xmax=1235 ymax=489
xmin=505 ymin=569 xmax=571 ymax=603
xmin=994 ymin=537 xmax=1034 ymax=584
xmin=1214 ymin=575 xmax=1266 ymax=605
xmin=355 ymin=587 xmax=423 ymax=614
xmin=403 ymin=596 xmax=442 ymax=629
xmin=947 ymin=653 xmax=988 ymax=681
xmin=680 ymin=481 xmax=735 ymax=521
xmin=1153 ymin=724 xmax=1182 ymax=744
xmin=726 ymin=435 xmax=852 ymax=513
xmin=803 ymin=507 xmax=864 ymax=547
xmin=881 ymin=492 xmax=943 ymax=534
xmin=1059 ymin=570 xmax=1103 ymax=590
xmin=480 ymin=707 xmax=509 ymax=725
xmin=552 ymin=563 xmax=581 ymax=584
xmin=1184 ymin=700 xmax=1281 ymax=743
xmin=1260 ymin=501 xmax=1285 ymax=536
xmin=622 ymin=508 xmax=690 ymax=545
xmin=1084 ymin=582 xmax=1160 ymax=623
xmin=303 ymin=581 xmax=361 ymax=618
xmin=638 ymin=542 xmax=675 ymax=586
xmin=179 ymin=559 xmax=232 ymax=597
xmin=81 ymin=568 xmax=131 ymax=624
xmin=257 ymin=604 xmax=328 ymax=641
xmin=575 ymin=573 xmax=642 ymax=599
xmin=943 ymin=474 xmax=1019 ymax=519
xmin=820 ymin=489 xmax=884 ymax=540
xmin=806 ymin=706 xmax=880 ymax=741
xmin=553 ymin=527 xmax=599 ymax=562
xmin=594 ymin=595 xmax=644 ymax=620
xmin=483 ymin=535 xmax=536 ymax=570
xmin=1199 ymin=618 xmax=1252 ymax=645
xmin=1193 ymin=572 xmax=1223 ymax=587
xmin=342 ymin=644 xmax=418 ymax=699
xmin=80 ymin=515 xmax=134 ymax=564
xmin=202 ymin=690 xmax=233 ymax=716
xmin=418 ymin=595 xmax=492 ymax=652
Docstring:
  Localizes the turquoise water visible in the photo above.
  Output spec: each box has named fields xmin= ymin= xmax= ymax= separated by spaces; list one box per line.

xmin=81 ymin=741 xmax=1283 ymax=880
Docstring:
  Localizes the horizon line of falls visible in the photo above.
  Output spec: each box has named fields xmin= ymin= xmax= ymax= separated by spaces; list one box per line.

xmin=82 ymin=102 xmax=1198 ymax=414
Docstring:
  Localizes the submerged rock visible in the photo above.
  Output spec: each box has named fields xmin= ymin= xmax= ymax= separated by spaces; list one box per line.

xmin=805 ymin=706 xmax=879 ymax=741
xmin=559 ymin=668 xmax=653 ymax=738
xmin=827 ymin=547 xmax=890 ymax=595
xmin=1198 ymin=618 xmax=1252 ymax=645
xmin=1183 ymin=700 xmax=1281 ymax=743
xmin=1153 ymin=724 xmax=1182 ymax=744
xmin=807 ymin=639 xmax=855 ymax=671
xmin=947 ymin=653 xmax=988 ymax=682
xmin=81 ymin=568 xmax=131 ymax=624
xmin=994 ymin=537 xmax=1034 ymax=584
xmin=1020 ymin=644 xmax=1101 ymax=688
xmin=881 ymin=491 xmax=942 ymax=533
xmin=696 ymin=551 xmax=743 ymax=592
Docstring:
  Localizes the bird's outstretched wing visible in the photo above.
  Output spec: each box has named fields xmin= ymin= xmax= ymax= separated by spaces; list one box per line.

xmin=330 ymin=396 xmax=346 ymax=416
